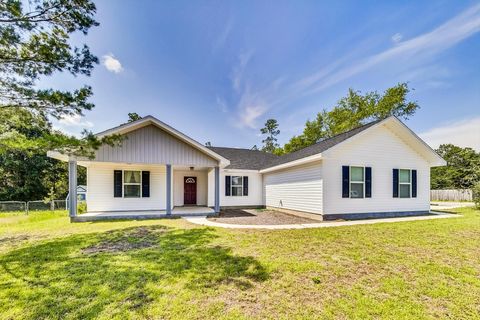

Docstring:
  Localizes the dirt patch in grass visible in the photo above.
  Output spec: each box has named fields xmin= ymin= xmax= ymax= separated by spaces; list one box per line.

xmin=208 ymin=209 xmax=319 ymax=225
xmin=82 ymin=227 xmax=163 ymax=254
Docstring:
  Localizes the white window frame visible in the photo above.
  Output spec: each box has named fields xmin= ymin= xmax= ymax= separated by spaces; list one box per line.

xmin=398 ymin=168 xmax=412 ymax=199
xmin=123 ymin=170 xmax=142 ymax=198
xmin=349 ymin=166 xmax=365 ymax=199
xmin=230 ymin=176 xmax=244 ymax=197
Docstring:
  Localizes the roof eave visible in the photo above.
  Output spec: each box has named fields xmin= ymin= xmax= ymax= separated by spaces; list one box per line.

xmin=259 ymin=153 xmax=323 ymax=173
xmin=94 ymin=116 xmax=230 ymax=166
xmin=386 ymin=117 xmax=447 ymax=167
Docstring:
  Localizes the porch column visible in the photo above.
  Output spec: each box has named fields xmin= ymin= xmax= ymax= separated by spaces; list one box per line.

xmin=68 ymin=159 xmax=77 ymax=218
xmin=166 ymin=164 xmax=172 ymax=215
xmin=214 ymin=166 xmax=220 ymax=213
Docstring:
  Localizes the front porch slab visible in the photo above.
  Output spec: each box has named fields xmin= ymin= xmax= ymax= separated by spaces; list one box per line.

xmin=72 ymin=206 xmax=216 ymax=222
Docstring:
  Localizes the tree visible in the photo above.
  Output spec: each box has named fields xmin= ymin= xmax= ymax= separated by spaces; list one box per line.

xmin=0 ymin=108 xmax=86 ymax=201
xmin=260 ymin=119 xmax=280 ymax=154
xmin=127 ymin=113 xmax=142 ymax=122
xmin=0 ymin=0 xmax=119 ymax=158
xmin=283 ymin=83 xmax=419 ymax=153
xmin=431 ymin=144 xmax=480 ymax=189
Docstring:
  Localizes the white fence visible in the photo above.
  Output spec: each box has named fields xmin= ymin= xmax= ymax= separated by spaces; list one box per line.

xmin=430 ymin=189 xmax=473 ymax=202
xmin=0 ymin=200 xmax=67 ymax=214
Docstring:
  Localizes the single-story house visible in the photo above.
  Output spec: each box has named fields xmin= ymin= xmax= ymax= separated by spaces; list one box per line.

xmin=48 ymin=115 xmax=446 ymax=221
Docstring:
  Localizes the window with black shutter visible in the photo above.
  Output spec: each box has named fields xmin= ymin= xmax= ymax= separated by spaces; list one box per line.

xmin=412 ymin=170 xmax=417 ymax=198
xmin=243 ymin=176 xmax=249 ymax=196
xmin=393 ymin=169 xmax=399 ymax=198
xmin=114 ymin=170 xmax=122 ymax=197
xmin=142 ymin=171 xmax=150 ymax=197
xmin=225 ymin=176 xmax=231 ymax=196
xmin=342 ymin=166 xmax=349 ymax=198
xmin=365 ymin=167 xmax=372 ymax=198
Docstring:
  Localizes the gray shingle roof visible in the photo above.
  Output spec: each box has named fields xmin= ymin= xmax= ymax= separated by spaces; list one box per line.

xmin=207 ymin=147 xmax=280 ymax=170
xmin=209 ymin=120 xmax=380 ymax=170
xmin=261 ymin=120 xmax=381 ymax=169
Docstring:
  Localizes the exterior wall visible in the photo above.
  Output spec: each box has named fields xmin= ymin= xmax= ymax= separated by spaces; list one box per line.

xmin=208 ymin=169 xmax=263 ymax=207
xmin=263 ymin=161 xmax=323 ymax=214
xmin=87 ymin=163 xmax=167 ymax=212
xmin=322 ymin=124 xmax=431 ymax=215
xmin=94 ymin=124 xmax=218 ymax=167
xmin=173 ymin=170 xmax=208 ymax=206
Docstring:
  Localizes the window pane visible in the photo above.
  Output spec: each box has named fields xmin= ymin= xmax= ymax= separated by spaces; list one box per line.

xmin=232 ymin=186 xmax=243 ymax=196
xmin=400 ymin=184 xmax=410 ymax=198
xmin=350 ymin=183 xmax=364 ymax=198
xmin=399 ymin=169 xmax=410 ymax=183
xmin=124 ymin=185 xmax=140 ymax=198
xmin=232 ymin=176 xmax=242 ymax=186
xmin=350 ymin=167 xmax=364 ymax=182
xmin=124 ymin=171 xmax=141 ymax=183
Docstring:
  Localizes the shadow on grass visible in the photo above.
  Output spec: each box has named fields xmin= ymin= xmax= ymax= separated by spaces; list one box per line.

xmin=0 ymin=225 xmax=268 ymax=319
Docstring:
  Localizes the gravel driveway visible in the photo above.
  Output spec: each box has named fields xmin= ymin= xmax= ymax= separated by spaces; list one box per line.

xmin=207 ymin=208 xmax=319 ymax=225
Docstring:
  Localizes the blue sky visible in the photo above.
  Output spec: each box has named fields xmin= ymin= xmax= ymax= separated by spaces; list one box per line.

xmin=49 ymin=0 xmax=480 ymax=150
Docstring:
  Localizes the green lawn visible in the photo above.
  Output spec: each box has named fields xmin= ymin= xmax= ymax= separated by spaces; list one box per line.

xmin=1 ymin=208 xmax=479 ymax=319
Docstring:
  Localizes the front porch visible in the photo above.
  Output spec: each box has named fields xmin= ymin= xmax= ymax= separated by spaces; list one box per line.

xmin=72 ymin=206 xmax=216 ymax=222
xmin=65 ymin=161 xmax=221 ymax=222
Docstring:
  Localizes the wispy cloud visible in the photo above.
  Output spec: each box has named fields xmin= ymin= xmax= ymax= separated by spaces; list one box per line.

xmin=230 ymin=50 xmax=254 ymax=93
xmin=212 ymin=18 xmax=233 ymax=52
xmin=297 ymin=3 xmax=480 ymax=94
xmin=235 ymin=77 xmax=286 ymax=128
xmin=419 ymin=117 xmax=480 ymax=151
xmin=230 ymin=4 xmax=480 ymax=130
xmin=102 ymin=53 xmax=123 ymax=73
xmin=391 ymin=32 xmax=403 ymax=44
xmin=53 ymin=114 xmax=94 ymax=136
xmin=58 ymin=114 xmax=94 ymax=128
xmin=216 ymin=95 xmax=228 ymax=113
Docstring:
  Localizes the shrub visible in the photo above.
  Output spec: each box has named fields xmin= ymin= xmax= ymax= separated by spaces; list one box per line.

xmin=77 ymin=201 xmax=87 ymax=214
xmin=473 ymin=182 xmax=480 ymax=209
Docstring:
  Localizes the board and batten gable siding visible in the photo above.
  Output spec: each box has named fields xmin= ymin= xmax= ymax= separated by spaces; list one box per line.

xmin=322 ymin=123 xmax=430 ymax=215
xmin=94 ymin=124 xmax=218 ymax=166
xmin=173 ymin=170 xmax=208 ymax=206
xmin=207 ymin=169 xmax=263 ymax=207
xmin=87 ymin=163 xmax=167 ymax=212
xmin=263 ymin=161 xmax=323 ymax=214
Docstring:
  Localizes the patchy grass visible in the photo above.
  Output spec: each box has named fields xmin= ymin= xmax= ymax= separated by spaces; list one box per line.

xmin=0 ymin=207 xmax=479 ymax=319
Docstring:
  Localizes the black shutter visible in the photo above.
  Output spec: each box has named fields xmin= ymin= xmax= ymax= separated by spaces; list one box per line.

xmin=393 ymin=169 xmax=399 ymax=198
xmin=142 ymin=171 xmax=150 ymax=197
xmin=365 ymin=167 xmax=372 ymax=198
xmin=342 ymin=166 xmax=349 ymax=198
xmin=114 ymin=170 xmax=122 ymax=197
xmin=412 ymin=170 xmax=417 ymax=198
xmin=225 ymin=176 xmax=231 ymax=196
xmin=243 ymin=176 xmax=249 ymax=196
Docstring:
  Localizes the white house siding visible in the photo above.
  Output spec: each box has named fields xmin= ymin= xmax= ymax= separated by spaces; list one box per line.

xmin=173 ymin=170 xmax=208 ymax=206
xmin=94 ymin=124 xmax=218 ymax=167
xmin=87 ymin=163 xmax=167 ymax=212
xmin=322 ymin=123 xmax=430 ymax=215
xmin=207 ymin=169 xmax=263 ymax=207
xmin=263 ymin=161 xmax=323 ymax=214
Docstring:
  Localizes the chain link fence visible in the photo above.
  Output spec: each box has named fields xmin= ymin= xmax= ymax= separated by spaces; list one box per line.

xmin=0 ymin=200 xmax=69 ymax=214
xmin=0 ymin=201 xmax=27 ymax=213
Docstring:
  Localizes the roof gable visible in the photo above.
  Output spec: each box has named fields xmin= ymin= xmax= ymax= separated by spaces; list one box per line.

xmin=260 ymin=116 xmax=445 ymax=172
xmin=95 ymin=115 xmax=229 ymax=166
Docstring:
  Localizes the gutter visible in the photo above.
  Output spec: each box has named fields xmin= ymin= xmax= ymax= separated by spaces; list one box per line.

xmin=259 ymin=153 xmax=323 ymax=173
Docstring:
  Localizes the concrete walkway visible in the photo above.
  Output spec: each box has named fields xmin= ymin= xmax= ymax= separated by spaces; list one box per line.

xmin=430 ymin=201 xmax=475 ymax=211
xmin=183 ymin=211 xmax=460 ymax=230
xmin=73 ymin=206 xmax=215 ymax=222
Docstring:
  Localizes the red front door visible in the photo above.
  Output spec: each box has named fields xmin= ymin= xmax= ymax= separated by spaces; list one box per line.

xmin=184 ymin=177 xmax=197 ymax=205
